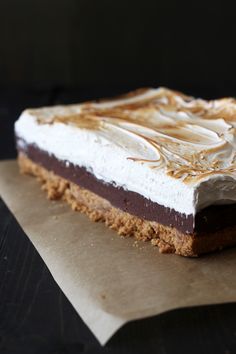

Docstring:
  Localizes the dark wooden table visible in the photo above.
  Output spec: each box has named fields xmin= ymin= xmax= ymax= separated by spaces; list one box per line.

xmin=1 ymin=88 xmax=236 ymax=354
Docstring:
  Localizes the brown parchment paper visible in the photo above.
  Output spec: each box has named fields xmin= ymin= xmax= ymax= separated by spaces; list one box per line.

xmin=0 ymin=160 xmax=236 ymax=345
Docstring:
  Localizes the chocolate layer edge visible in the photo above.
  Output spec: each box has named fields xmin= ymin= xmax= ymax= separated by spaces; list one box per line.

xmin=16 ymin=137 xmax=236 ymax=235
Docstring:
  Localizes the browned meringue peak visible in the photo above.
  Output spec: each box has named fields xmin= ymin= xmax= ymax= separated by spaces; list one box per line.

xmin=81 ymin=87 xmax=236 ymax=121
xmin=35 ymin=88 xmax=236 ymax=185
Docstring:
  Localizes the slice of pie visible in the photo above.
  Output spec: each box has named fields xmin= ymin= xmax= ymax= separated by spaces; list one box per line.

xmin=15 ymin=88 xmax=236 ymax=256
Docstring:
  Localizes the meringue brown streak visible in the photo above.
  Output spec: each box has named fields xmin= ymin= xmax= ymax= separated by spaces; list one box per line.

xmin=42 ymin=87 xmax=236 ymax=185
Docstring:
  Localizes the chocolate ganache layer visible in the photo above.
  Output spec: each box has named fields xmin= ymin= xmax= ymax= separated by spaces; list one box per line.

xmin=17 ymin=138 xmax=236 ymax=235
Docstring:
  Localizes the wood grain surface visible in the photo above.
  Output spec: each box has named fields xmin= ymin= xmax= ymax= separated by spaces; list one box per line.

xmin=0 ymin=89 xmax=236 ymax=354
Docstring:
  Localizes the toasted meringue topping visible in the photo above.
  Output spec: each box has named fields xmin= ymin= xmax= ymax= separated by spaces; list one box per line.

xmin=34 ymin=87 xmax=236 ymax=185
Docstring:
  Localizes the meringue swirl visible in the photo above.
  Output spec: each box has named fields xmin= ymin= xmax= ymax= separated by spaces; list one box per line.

xmin=40 ymin=87 xmax=236 ymax=185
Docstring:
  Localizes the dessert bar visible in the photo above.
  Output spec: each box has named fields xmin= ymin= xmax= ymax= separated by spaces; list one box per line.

xmin=15 ymin=88 xmax=236 ymax=256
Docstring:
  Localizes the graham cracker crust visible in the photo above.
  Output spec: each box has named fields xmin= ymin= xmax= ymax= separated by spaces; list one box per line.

xmin=18 ymin=153 xmax=236 ymax=257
